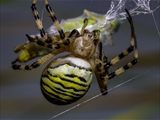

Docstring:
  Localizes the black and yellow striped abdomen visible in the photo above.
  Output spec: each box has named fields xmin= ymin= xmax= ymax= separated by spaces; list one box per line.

xmin=41 ymin=56 xmax=92 ymax=105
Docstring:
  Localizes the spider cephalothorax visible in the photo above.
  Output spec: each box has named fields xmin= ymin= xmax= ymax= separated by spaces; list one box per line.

xmin=68 ymin=29 xmax=100 ymax=59
xmin=12 ymin=0 xmax=138 ymax=105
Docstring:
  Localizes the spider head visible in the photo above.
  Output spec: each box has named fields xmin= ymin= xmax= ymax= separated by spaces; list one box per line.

xmin=83 ymin=29 xmax=100 ymax=42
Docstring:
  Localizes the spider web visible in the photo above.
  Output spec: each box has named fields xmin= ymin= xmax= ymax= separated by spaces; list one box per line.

xmin=104 ymin=0 xmax=160 ymax=22
xmin=101 ymin=0 xmax=160 ymax=37
xmin=47 ymin=0 xmax=160 ymax=119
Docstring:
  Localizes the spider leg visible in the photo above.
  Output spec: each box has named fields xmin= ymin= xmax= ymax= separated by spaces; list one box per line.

xmin=30 ymin=0 xmax=80 ymax=48
xmin=31 ymin=0 xmax=48 ymax=41
xmin=26 ymin=34 xmax=62 ymax=49
xmin=44 ymin=0 xmax=65 ymax=40
xmin=105 ymin=9 xmax=137 ymax=69
xmin=63 ymin=29 xmax=80 ymax=45
xmin=12 ymin=48 xmax=65 ymax=70
xmin=91 ymin=9 xmax=138 ymax=95
xmin=89 ymin=41 xmax=108 ymax=95
xmin=103 ymin=9 xmax=138 ymax=81
xmin=12 ymin=29 xmax=79 ymax=66
xmin=26 ymin=28 xmax=80 ymax=49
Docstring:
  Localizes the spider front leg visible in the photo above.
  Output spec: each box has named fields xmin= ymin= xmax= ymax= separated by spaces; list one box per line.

xmin=28 ymin=0 xmax=90 ymax=50
xmin=31 ymin=0 xmax=47 ymax=41
xmin=44 ymin=0 xmax=65 ymax=40
xmin=103 ymin=9 xmax=138 ymax=84
xmin=31 ymin=0 xmax=65 ymax=43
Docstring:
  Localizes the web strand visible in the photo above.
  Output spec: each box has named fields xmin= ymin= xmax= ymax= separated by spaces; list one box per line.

xmin=48 ymin=68 xmax=155 ymax=120
xmin=151 ymin=12 xmax=160 ymax=38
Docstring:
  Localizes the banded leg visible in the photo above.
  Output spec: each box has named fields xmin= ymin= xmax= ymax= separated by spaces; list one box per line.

xmin=63 ymin=29 xmax=80 ymax=45
xmin=90 ymin=41 xmax=108 ymax=95
xmin=105 ymin=45 xmax=134 ymax=69
xmin=31 ymin=0 xmax=48 ymax=41
xmin=12 ymin=48 xmax=65 ymax=70
xmin=26 ymin=34 xmax=62 ymax=49
xmin=44 ymin=0 xmax=65 ymax=40
xmin=104 ymin=9 xmax=138 ymax=81
xmin=105 ymin=9 xmax=137 ymax=69
xmin=26 ymin=29 xmax=79 ymax=49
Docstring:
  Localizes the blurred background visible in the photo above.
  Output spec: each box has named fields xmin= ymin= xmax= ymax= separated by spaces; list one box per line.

xmin=1 ymin=0 xmax=159 ymax=119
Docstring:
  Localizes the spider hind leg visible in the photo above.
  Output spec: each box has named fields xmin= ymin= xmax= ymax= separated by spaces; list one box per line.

xmin=104 ymin=9 xmax=138 ymax=81
xmin=92 ymin=9 xmax=138 ymax=95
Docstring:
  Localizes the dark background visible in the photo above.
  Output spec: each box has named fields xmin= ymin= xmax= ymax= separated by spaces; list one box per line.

xmin=1 ymin=0 xmax=159 ymax=119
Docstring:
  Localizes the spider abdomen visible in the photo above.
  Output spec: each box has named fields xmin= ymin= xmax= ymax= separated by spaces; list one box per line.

xmin=41 ymin=56 xmax=93 ymax=105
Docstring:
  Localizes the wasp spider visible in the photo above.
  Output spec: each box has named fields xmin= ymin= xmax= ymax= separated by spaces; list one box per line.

xmin=12 ymin=0 xmax=138 ymax=105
